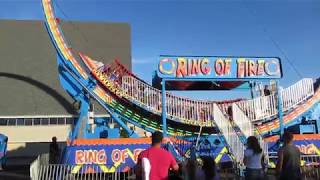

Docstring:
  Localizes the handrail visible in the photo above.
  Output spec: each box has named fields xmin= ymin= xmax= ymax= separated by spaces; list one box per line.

xmin=237 ymin=78 xmax=314 ymax=122
xmin=30 ymin=162 xmax=134 ymax=180
xmin=232 ymin=104 xmax=254 ymax=138
xmin=213 ymin=104 xmax=245 ymax=163
xmin=236 ymin=94 xmax=278 ymax=122
xmin=123 ymin=75 xmax=315 ymax=125
xmin=122 ymin=75 xmax=214 ymax=126
xmin=282 ymin=78 xmax=314 ymax=111
xmin=232 ymin=104 xmax=269 ymax=164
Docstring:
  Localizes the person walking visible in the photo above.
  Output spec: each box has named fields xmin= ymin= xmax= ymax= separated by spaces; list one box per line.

xmin=243 ymin=136 xmax=264 ymax=180
xmin=136 ymin=131 xmax=179 ymax=180
xmin=276 ymin=131 xmax=301 ymax=180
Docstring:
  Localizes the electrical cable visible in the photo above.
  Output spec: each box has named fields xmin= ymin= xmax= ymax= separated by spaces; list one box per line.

xmin=241 ymin=0 xmax=303 ymax=79
xmin=52 ymin=0 xmax=90 ymax=49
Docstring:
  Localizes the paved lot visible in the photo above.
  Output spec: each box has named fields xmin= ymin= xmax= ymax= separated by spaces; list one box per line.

xmin=0 ymin=165 xmax=30 ymax=180
xmin=0 ymin=157 xmax=33 ymax=180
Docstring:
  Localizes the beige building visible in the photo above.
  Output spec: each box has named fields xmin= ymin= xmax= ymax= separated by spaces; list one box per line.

xmin=0 ymin=19 xmax=132 ymax=159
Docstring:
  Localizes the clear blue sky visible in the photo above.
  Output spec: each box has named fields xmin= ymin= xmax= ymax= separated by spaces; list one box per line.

xmin=1 ymin=0 xmax=319 ymax=100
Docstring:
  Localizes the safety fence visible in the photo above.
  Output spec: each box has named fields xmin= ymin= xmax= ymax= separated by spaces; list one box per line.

xmin=31 ymin=164 xmax=134 ymax=180
xmin=268 ymin=154 xmax=320 ymax=180
xmin=122 ymin=76 xmax=214 ymax=126
xmin=236 ymin=93 xmax=278 ymax=122
xmin=123 ymin=76 xmax=315 ymax=125
xmin=237 ymin=78 xmax=314 ymax=122
xmin=231 ymin=104 xmax=254 ymax=138
xmin=30 ymin=153 xmax=134 ymax=180
xmin=213 ymin=104 xmax=245 ymax=163
xmin=30 ymin=154 xmax=319 ymax=180
xmin=300 ymin=155 xmax=320 ymax=179
xmin=231 ymin=104 xmax=270 ymax=165
xmin=282 ymin=78 xmax=314 ymax=111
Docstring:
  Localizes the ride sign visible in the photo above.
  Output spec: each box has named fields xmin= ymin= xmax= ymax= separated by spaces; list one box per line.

xmin=157 ymin=56 xmax=282 ymax=79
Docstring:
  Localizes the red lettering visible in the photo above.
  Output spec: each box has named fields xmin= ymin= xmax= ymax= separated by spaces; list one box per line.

xmin=121 ymin=149 xmax=129 ymax=163
xmin=257 ymin=60 xmax=265 ymax=75
xmin=187 ymin=59 xmax=193 ymax=76
xmin=75 ymin=150 xmax=85 ymax=164
xmin=215 ymin=59 xmax=224 ymax=76
xmin=191 ymin=59 xmax=201 ymax=75
xmin=200 ymin=58 xmax=210 ymax=75
xmin=75 ymin=150 xmax=106 ymax=164
xmin=224 ymin=59 xmax=232 ymax=75
xmin=112 ymin=149 xmax=121 ymax=164
xmin=97 ymin=150 xmax=107 ymax=164
xmin=176 ymin=58 xmax=187 ymax=77
xmin=245 ymin=60 xmax=249 ymax=77
xmin=89 ymin=150 xmax=97 ymax=164
xmin=237 ymin=58 xmax=246 ymax=78
xmin=248 ymin=60 xmax=256 ymax=76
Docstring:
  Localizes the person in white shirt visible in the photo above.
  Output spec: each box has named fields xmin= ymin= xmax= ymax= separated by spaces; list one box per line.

xmin=243 ymin=136 xmax=264 ymax=180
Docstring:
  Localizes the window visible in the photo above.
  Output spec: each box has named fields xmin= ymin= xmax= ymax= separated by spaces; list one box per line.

xmin=25 ymin=119 xmax=33 ymax=126
xmin=33 ymin=119 xmax=41 ymax=125
xmin=66 ymin=118 xmax=75 ymax=125
xmin=8 ymin=119 xmax=16 ymax=126
xmin=49 ymin=118 xmax=58 ymax=125
xmin=41 ymin=118 xmax=49 ymax=125
xmin=0 ymin=119 xmax=8 ymax=126
xmin=58 ymin=118 xmax=65 ymax=125
xmin=17 ymin=119 xmax=24 ymax=126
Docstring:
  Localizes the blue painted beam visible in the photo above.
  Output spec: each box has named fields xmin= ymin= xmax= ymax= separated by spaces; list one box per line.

xmin=161 ymin=79 xmax=167 ymax=136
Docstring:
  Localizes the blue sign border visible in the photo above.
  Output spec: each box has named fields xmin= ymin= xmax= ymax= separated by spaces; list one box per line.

xmin=157 ymin=55 xmax=282 ymax=80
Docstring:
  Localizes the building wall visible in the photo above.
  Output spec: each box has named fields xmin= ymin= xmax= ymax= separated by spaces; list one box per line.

xmin=0 ymin=121 xmax=147 ymax=157
xmin=0 ymin=125 xmax=71 ymax=157
xmin=0 ymin=20 xmax=131 ymax=116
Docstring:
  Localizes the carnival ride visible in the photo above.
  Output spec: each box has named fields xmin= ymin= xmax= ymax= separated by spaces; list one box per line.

xmin=0 ymin=134 xmax=8 ymax=169
xmin=41 ymin=0 xmax=320 ymax=173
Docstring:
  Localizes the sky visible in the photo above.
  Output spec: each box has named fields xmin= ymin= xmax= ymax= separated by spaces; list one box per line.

xmin=0 ymin=0 xmax=319 ymax=100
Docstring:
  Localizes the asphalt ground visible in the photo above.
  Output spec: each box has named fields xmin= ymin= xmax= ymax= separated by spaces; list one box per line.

xmin=0 ymin=165 xmax=30 ymax=180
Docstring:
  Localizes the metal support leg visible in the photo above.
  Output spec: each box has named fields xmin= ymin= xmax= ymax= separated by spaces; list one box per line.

xmin=316 ymin=120 xmax=320 ymax=134
xmin=249 ymin=81 xmax=255 ymax=99
xmin=161 ymin=79 xmax=167 ymax=137
xmin=72 ymin=94 xmax=90 ymax=141
xmin=277 ymin=81 xmax=284 ymax=138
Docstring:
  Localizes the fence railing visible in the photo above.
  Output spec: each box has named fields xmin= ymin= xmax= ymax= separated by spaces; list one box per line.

xmin=31 ymin=164 xmax=134 ymax=180
xmin=282 ymin=78 xmax=314 ymax=111
xmin=122 ymin=76 xmax=214 ymax=126
xmin=236 ymin=93 xmax=278 ymax=122
xmin=237 ymin=78 xmax=314 ymax=122
xmin=268 ymin=154 xmax=320 ymax=179
xmin=232 ymin=104 xmax=254 ymax=138
xmin=30 ymin=153 xmax=49 ymax=180
xmin=300 ymin=155 xmax=320 ymax=179
xmin=231 ymin=104 xmax=269 ymax=164
xmin=30 ymin=153 xmax=134 ymax=180
xmin=213 ymin=104 xmax=245 ymax=163
xmin=123 ymin=75 xmax=315 ymax=125
xmin=123 ymin=76 xmax=315 ymax=125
